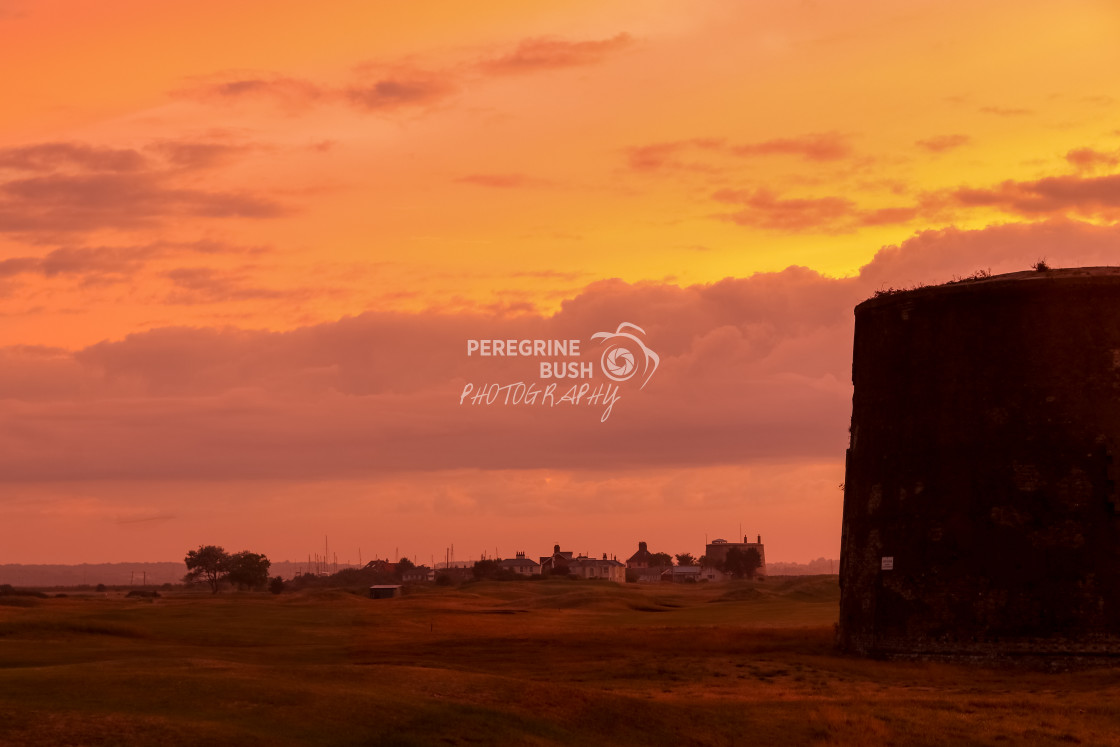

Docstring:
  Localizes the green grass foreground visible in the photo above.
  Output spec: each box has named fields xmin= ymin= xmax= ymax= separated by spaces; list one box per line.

xmin=1 ymin=576 xmax=1118 ymax=746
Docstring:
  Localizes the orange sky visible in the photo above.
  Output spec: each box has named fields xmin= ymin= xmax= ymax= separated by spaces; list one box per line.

xmin=2 ymin=1 xmax=1119 ymax=566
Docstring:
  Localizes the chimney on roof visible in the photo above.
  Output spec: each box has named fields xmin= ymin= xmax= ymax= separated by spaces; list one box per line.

xmin=638 ymin=541 xmax=647 ymax=552
xmin=554 ymin=544 xmax=560 ymax=553
xmin=603 ymin=553 xmax=607 ymax=559
xmin=516 ymin=551 xmax=524 ymax=558
xmin=757 ymin=535 xmax=762 ymax=543
xmin=744 ymin=535 xmax=748 ymax=543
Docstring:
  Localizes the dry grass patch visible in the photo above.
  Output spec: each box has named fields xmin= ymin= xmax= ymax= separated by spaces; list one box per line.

xmin=0 ymin=577 xmax=1117 ymax=745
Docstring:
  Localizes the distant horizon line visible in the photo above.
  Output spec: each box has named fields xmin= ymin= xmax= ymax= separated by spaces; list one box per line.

xmin=0 ymin=557 xmax=839 ymax=567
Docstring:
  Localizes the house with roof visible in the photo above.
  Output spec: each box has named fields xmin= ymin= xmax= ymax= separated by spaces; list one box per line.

xmin=498 ymin=552 xmax=541 ymax=576
xmin=568 ymin=554 xmax=625 ymax=582
xmin=434 ymin=565 xmax=475 ymax=583
xmin=626 ymin=541 xmax=670 ymax=583
xmin=626 ymin=541 xmax=657 ymax=568
xmin=540 ymin=544 xmax=574 ymax=575
xmin=662 ymin=565 xmax=702 ymax=583
xmin=698 ymin=565 xmax=730 ymax=583
xmin=401 ymin=566 xmax=435 ymax=583
xmin=704 ymin=535 xmax=767 ymax=578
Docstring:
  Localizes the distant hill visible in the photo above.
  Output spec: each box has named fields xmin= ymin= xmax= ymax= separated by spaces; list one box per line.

xmin=0 ymin=560 xmax=357 ymax=588
xmin=766 ymin=558 xmax=838 ymax=575
xmin=0 ymin=562 xmax=186 ymax=587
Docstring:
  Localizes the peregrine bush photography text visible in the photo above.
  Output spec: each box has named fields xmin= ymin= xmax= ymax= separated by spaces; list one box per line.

xmin=460 ymin=322 xmax=658 ymax=421
xmin=3 ymin=2 xmax=1120 ymax=745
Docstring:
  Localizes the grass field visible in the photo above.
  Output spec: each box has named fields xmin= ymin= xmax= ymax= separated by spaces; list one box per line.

xmin=1 ymin=576 xmax=1118 ymax=746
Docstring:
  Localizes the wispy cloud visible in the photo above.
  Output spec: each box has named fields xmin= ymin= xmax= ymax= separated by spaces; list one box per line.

xmin=915 ymin=134 xmax=971 ymax=153
xmin=952 ymin=173 xmax=1120 ymax=218
xmin=173 ymin=75 xmax=326 ymax=110
xmin=713 ymin=188 xmax=858 ymax=231
xmin=729 ymin=133 xmax=851 ymax=161
xmin=162 ymin=266 xmax=308 ymax=305
xmin=0 ymin=139 xmax=290 ymax=234
xmin=627 ymin=133 xmax=853 ymax=174
xmin=176 ymin=33 xmax=634 ymax=118
xmin=0 ymin=172 xmax=288 ymax=232
xmin=479 ymin=33 xmax=633 ymax=75
xmin=711 ymin=163 xmax=1120 ymax=233
xmin=980 ymin=105 xmax=1033 ymax=117
xmin=0 ymin=241 xmax=269 ymax=285
xmin=1065 ymin=147 xmax=1120 ymax=173
xmin=345 ymin=73 xmax=458 ymax=111
xmin=0 ymin=142 xmax=147 ymax=172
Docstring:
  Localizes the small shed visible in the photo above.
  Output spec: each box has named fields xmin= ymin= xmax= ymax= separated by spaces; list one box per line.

xmin=369 ymin=584 xmax=402 ymax=600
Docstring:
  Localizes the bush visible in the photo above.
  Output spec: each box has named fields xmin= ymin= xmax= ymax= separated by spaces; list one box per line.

xmin=269 ymin=577 xmax=285 ymax=595
xmin=0 ymin=585 xmax=47 ymax=598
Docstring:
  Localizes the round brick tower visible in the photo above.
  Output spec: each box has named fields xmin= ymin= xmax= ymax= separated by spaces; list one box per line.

xmin=838 ymin=267 xmax=1120 ymax=657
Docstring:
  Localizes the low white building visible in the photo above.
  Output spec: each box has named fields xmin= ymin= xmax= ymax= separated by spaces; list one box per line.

xmin=568 ymin=554 xmax=625 ymax=582
xmin=498 ymin=552 xmax=541 ymax=576
xmin=662 ymin=565 xmax=702 ymax=583
xmin=402 ymin=566 xmax=435 ymax=583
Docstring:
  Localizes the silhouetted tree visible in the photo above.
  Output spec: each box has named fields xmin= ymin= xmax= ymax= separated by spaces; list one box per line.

xmin=395 ymin=557 xmax=415 ymax=582
xmin=227 ymin=551 xmax=271 ymax=590
xmin=675 ymin=553 xmax=696 ymax=567
xmin=269 ymin=576 xmax=285 ymax=594
xmin=472 ymin=558 xmax=501 ymax=580
xmin=743 ymin=548 xmax=762 ymax=579
xmin=184 ymin=545 xmax=229 ymax=593
xmin=722 ymin=547 xmax=762 ymax=579
xmin=649 ymin=552 xmax=673 ymax=568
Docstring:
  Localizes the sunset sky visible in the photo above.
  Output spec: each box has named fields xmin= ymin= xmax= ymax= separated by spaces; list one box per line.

xmin=2 ymin=0 xmax=1120 ymax=567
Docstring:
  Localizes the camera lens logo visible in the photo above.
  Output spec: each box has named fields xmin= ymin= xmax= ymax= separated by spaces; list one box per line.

xmin=605 ymin=348 xmax=635 ymax=378
xmin=591 ymin=322 xmax=659 ymax=389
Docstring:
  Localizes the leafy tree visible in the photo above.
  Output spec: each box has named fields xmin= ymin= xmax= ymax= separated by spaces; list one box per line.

xmin=722 ymin=548 xmax=746 ymax=579
xmin=675 ymin=553 xmax=696 ymax=567
xmin=227 ymin=551 xmax=271 ymax=590
xmin=743 ymin=547 xmax=762 ymax=579
xmin=185 ymin=545 xmax=229 ymax=593
xmin=649 ymin=552 xmax=673 ymax=568
xmin=698 ymin=554 xmax=713 ymax=568
xmin=722 ymin=547 xmax=762 ymax=579
xmin=269 ymin=577 xmax=285 ymax=595
xmin=395 ymin=557 xmax=416 ymax=582
xmin=472 ymin=558 xmax=501 ymax=580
